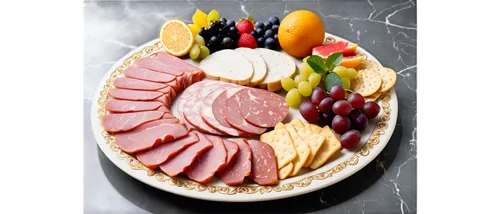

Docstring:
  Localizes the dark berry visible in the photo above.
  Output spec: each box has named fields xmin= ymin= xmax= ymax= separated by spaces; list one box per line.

xmin=227 ymin=20 xmax=236 ymax=27
xmin=263 ymin=21 xmax=272 ymax=30
xmin=250 ymin=30 xmax=258 ymax=38
xmin=265 ymin=37 xmax=276 ymax=49
xmin=199 ymin=27 xmax=210 ymax=39
xmin=274 ymin=33 xmax=279 ymax=40
xmin=255 ymin=21 xmax=264 ymax=29
xmin=255 ymin=28 xmax=264 ymax=36
xmin=209 ymin=36 xmax=220 ymax=45
xmin=229 ymin=26 xmax=238 ymax=34
xmin=220 ymin=17 xmax=227 ymax=23
xmin=271 ymin=24 xmax=279 ymax=33
xmin=269 ymin=16 xmax=280 ymax=25
xmin=222 ymin=37 xmax=233 ymax=46
xmin=264 ymin=29 xmax=274 ymax=38
xmin=257 ymin=37 xmax=265 ymax=47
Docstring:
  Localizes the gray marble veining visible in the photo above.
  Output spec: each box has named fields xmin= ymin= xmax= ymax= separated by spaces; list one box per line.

xmin=84 ymin=0 xmax=416 ymax=213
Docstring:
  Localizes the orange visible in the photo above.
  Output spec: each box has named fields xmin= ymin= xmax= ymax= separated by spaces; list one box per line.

xmin=340 ymin=55 xmax=364 ymax=68
xmin=159 ymin=18 xmax=195 ymax=57
xmin=278 ymin=10 xmax=325 ymax=58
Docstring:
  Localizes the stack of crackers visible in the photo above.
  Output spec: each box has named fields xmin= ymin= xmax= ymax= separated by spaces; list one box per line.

xmin=351 ymin=59 xmax=397 ymax=102
xmin=260 ymin=118 xmax=342 ymax=180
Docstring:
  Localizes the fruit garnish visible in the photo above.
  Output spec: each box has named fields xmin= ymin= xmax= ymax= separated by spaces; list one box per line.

xmin=207 ymin=10 xmax=220 ymax=26
xmin=159 ymin=18 xmax=194 ymax=56
xmin=189 ymin=44 xmax=201 ymax=60
xmin=278 ymin=10 xmax=325 ymax=58
xmin=297 ymin=81 xmax=312 ymax=97
xmin=192 ymin=9 xmax=208 ymax=28
xmin=236 ymin=19 xmax=254 ymax=34
xmin=286 ymin=88 xmax=302 ymax=108
xmin=299 ymin=101 xmax=319 ymax=123
xmin=307 ymin=53 xmax=342 ymax=74
xmin=312 ymin=41 xmax=359 ymax=59
xmin=195 ymin=34 xmax=205 ymax=45
xmin=281 ymin=77 xmax=296 ymax=91
xmin=189 ymin=24 xmax=200 ymax=36
xmin=199 ymin=45 xmax=210 ymax=59
xmin=237 ymin=33 xmax=257 ymax=49
xmin=294 ymin=74 xmax=307 ymax=85
xmin=340 ymin=55 xmax=364 ymax=68
xmin=308 ymin=72 xmax=321 ymax=88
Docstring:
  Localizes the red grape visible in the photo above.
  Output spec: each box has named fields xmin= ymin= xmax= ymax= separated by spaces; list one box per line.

xmin=340 ymin=130 xmax=361 ymax=149
xmin=299 ymin=101 xmax=319 ymax=123
xmin=318 ymin=97 xmax=334 ymax=113
xmin=311 ymin=87 xmax=328 ymax=106
xmin=332 ymin=100 xmax=353 ymax=116
xmin=329 ymin=85 xmax=345 ymax=101
xmin=351 ymin=112 xmax=368 ymax=131
xmin=318 ymin=112 xmax=333 ymax=127
xmin=347 ymin=92 xmax=365 ymax=109
xmin=332 ymin=115 xmax=351 ymax=134
xmin=363 ymin=101 xmax=381 ymax=118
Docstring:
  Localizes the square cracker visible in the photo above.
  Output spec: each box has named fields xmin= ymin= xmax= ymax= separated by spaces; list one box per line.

xmin=293 ymin=125 xmax=326 ymax=168
xmin=260 ymin=128 xmax=297 ymax=169
xmin=284 ymin=123 xmax=311 ymax=176
xmin=275 ymin=122 xmax=285 ymax=129
xmin=290 ymin=118 xmax=304 ymax=127
xmin=279 ymin=162 xmax=293 ymax=180
xmin=310 ymin=124 xmax=323 ymax=134
xmin=309 ymin=126 xmax=342 ymax=169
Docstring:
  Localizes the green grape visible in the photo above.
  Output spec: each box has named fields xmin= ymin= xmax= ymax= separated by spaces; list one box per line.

xmin=308 ymin=72 xmax=321 ymax=88
xmin=206 ymin=10 xmax=220 ymax=26
xmin=333 ymin=66 xmax=348 ymax=77
xmin=195 ymin=34 xmax=205 ymax=46
xmin=198 ymin=45 xmax=210 ymax=59
xmin=302 ymin=56 xmax=310 ymax=64
xmin=347 ymin=68 xmax=357 ymax=79
xmin=189 ymin=44 xmax=200 ymax=60
xmin=298 ymin=81 xmax=313 ymax=97
xmin=341 ymin=77 xmax=351 ymax=90
xmin=286 ymin=88 xmax=302 ymax=108
xmin=281 ymin=77 xmax=296 ymax=91
xmin=294 ymin=74 xmax=308 ymax=85
xmin=300 ymin=63 xmax=313 ymax=78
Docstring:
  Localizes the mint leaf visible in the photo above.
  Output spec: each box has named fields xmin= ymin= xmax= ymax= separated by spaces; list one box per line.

xmin=307 ymin=55 xmax=327 ymax=74
xmin=324 ymin=72 xmax=343 ymax=92
xmin=326 ymin=52 xmax=343 ymax=70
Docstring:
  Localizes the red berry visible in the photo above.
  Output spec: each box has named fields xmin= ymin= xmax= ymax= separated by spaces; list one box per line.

xmin=237 ymin=33 xmax=258 ymax=48
xmin=236 ymin=20 xmax=254 ymax=34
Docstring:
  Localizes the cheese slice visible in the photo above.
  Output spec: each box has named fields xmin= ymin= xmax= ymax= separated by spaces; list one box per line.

xmin=255 ymin=48 xmax=296 ymax=92
xmin=199 ymin=49 xmax=253 ymax=85
xmin=235 ymin=48 xmax=267 ymax=87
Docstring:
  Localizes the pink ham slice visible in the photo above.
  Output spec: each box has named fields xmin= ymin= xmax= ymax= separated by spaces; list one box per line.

xmin=220 ymin=139 xmax=239 ymax=169
xmin=124 ymin=67 xmax=176 ymax=83
xmin=108 ymin=88 xmax=163 ymax=101
xmin=134 ymin=57 xmax=184 ymax=76
xmin=159 ymin=131 xmax=213 ymax=177
xmin=223 ymin=91 xmax=266 ymax=135
xmin=185 ymin=135 xmax=227 ymax=184
xmin=114 ymin=119 xmax=188 ymax=153
xmin=101 ymin=111 xmax=164 ymax=133
xmin=239 ymin=88 xmax=289 ymax=128
xmin=114 ymin=77 xmax=168 ymax=91
xmin=216 ymin=138 xmax=251 ymax=186
xmin=105 ymin=99 xmax=166 ymax=113
xmin=183 ymin=83 xmax=225 ymax=135
xmin=153 ymin=51 xmax=203 ymax=74
xmin=246 ymin=139 xmax=278 ymax=186
xmin=136 ymin=132 xmax=199 ymax=169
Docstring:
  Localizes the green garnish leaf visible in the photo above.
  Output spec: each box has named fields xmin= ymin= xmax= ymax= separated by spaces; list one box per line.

xmin=307 ymin=55 xmax=327 ymax=74
xmin=326 ymin=52 xmax=343 ymax=70
xmin=247 ymin=15 xmax=254 ymax=22
xmin=324 ymin=72 xmax=343 ymax=92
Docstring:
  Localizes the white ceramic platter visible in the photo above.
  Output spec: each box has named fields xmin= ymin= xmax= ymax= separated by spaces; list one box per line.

xmin=90 ymin=33 xmax=398 ymax=202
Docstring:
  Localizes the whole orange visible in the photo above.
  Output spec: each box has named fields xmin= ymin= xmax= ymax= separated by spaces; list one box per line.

xmin=278 ymin=10 xmax=325 ymax=58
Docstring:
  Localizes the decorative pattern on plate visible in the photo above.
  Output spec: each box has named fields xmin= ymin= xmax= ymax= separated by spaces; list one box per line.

xmin=97 ymin=42 xmax=392 ymax=195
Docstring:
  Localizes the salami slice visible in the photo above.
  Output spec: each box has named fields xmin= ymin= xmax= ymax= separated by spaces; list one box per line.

xmin=101 ymin=111 xmax=164 ymax=133
xmin=220 ymin=139 xmax=239 ymax=169
xmin=216 ymin=138 xmax=251 ymax=186
xmin=223 ymin=90 xmax=266 ymax=135
xmin=182 ymin=82 xmax=224 ymax=135
xmin=238 ymin=88 xmax=289 ymax=128
xmin=246 ymin=139 xmax=278 ymax=185
xmin=185 ymin=135 xmax=227 ymax=184
xmin=124 ymin=67 xmax=176 ymax=83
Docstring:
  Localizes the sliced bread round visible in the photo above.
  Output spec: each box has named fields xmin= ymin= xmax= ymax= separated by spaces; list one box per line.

xmin=235 ymin=48 xmax=267 ymax=87
xmin=199 ymin=49 xmax=254 ymax=85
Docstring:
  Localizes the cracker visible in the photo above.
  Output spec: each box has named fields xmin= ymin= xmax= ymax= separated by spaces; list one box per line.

xmin=310 ymin=124 xmax=323 ymax=134
xmin=284 ymin=124 xmax=311 ymax=176
xmin=303 ymin=123 xmax=314 ymax=133
xmin=374 ymin=67 xmax=397 ymax=92
xmin=355 ymin=59 xmax=379 ymax=70
xmin=279 ymin=162 xmax=293 ymax=180
xmin=309 ymin=126 xmax=342 ymax=169
xmin=365 ymin=92 xmax=381 ymax=102
xmin=351 ymin=69 xmax=382 ymax=97
xmin=290 ymin=118 xmax=304 ymax=127
xmin=293 ymin=125 xmax=326 ymax=168
xmin=275 ymin=122 xmax=285 ymax=129
xmin=260 ymin=128 xmax=297 ymax=169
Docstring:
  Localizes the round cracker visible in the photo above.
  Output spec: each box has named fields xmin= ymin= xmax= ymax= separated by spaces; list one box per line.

xmin=356 ymin=59 xmax=379 ymax=70
xmin=375 ymin=67 xmax=397 ymax=92
xmin=351 ymin=69 xmax=382 ymax=97
xmin=365 ymin=92 xmax=381 ymax=102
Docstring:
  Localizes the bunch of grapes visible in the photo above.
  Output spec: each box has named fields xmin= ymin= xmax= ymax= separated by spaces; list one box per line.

xmin=299 ymin=85 xmax=381 ymax=149
xmin=198 ymin=18 xmax=240 ymax=53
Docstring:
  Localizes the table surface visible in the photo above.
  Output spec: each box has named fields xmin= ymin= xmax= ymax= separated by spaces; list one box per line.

xmin=83 ymin=0 xmax=416 ymax=213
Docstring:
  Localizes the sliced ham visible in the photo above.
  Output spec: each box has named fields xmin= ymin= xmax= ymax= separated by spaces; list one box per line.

xmin=223 ymin=91 xmax=266 ymax=135
xmin=134 ymin=57 xmax=184 ymax=76
xmin=216 ymin=138 xmax=251 ymax=186
xmin=153 ymin=51 xmax=203 ymax=74
xmin=124 ymin=67 xmax=176 ymax=83
xmin=176 ymin=81 xmax=220 ymax=133
xmin=136 ymin=132 xmax=199 ymax=169
xmin=101 ymin=111 xmax=164 ymax=133
xmin=239 ymin=88 xmax=289 ymax=128
xmin=114 ymin=77 xmax=167 ymax=91
xmin=183 ymin=83 xmax=224 ymax=135
xmin=108 ymin=88 xmax=163 ymax=101
xmin=185 ymin=135 xmax=227 ymax=184
xmin=246 ymin=139 xmax=278 ymax=186
xmin=220 ymin=139 xmax=239 ymax=169
xmin=114 ymin=119 xmax=188 ymax=153
xmin=105 ymin=99 xmax=165 ymax=113
xmin=159 ymin=131 xmax=213 ymax=177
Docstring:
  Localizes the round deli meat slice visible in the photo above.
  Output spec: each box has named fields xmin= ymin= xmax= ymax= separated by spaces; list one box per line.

xmin=220 ymin=139 xmax=239 ymax=170
xmin=176 ymin=81 xmax=216 ymax=123
xmin=246 ymin=139 xmax=278 ymax=186
xmin=216 ymin=138 xmax=251 ymax=186
xmin=223 ymin=89 xmax=267 ymax=135
xmin=183 ymin=83 xmax=225 ymax=135
xmin=238 ymin=88 xmax=289 ymax=128
xmin=185 ymin=134 xmax=227 ymax=184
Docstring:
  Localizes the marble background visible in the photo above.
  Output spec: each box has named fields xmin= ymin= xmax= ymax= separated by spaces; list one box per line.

xmin=84 ymin=0 xmax=416 ymax=213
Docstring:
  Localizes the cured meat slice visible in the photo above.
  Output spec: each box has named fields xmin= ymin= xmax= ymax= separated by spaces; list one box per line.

xmin=105 ymin=99 xmax=165 ymax=113
xmin=223 ymin=91 xmax=266 ymax=135
xmin=114 ymin=120 xmax=188 ymax=153
xmin=246 ymin=139 xmax=278 ymax=185
xmin=221 ymin=139 xmax=239 ymax=169
xmin=185 ymin=135 xmax=227 ymax=184
xmin=157 ymin=105 xmax=171 ymax=113
xmin=159 ymin=131 xmax=213 ymax=177
xmin=216 ymin=138 xmax=251 ymax=186
xmin=183 ymin=83 xmax=224 ymax=135
xmin=158 ymin=85 xmax=176 ymax=100
xmin=124 ymin=67 xmax=176 ymax=83
xmin=108 ymin=88 xmax=163 ymax=101
xmin=176 ymin=81 xmax=218 ymax=124
xmin=212 ymin=88 xmax=242 ymax=130
xmin=238 ymin=88 xmax=289 ymax=128
xmin=165 ymin=80 xmax=180 ymax=94
xmin=162 ymin=113 xmax=176 ymax=119
xmin=135 ymin=57 xmax=184 ymax=76
xmin=200 ymin=87 xmax=249 ymax=136
xmin=101 ymin=111 xmax=164 ymax=133
xmin=114 ymin=77 xmax=167 ymax=91
xmin=136 ymin=132 xmax=199 ymax=169
xmin=153 ymin=51 xmax=203 ymax=74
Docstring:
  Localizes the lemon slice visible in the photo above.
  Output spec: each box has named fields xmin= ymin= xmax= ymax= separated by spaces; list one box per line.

xmin=159 ymin=18 xmax=194 ymax=57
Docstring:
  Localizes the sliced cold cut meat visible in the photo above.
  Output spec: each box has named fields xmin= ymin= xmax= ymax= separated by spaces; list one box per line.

xmin=136 ymin=132 xmax=199 ymax=169
xmin=134 ymin=57 xmax=184 ymax=76
xmin=223 ymin=91 xmax=266 ymax=135
xmin=246 ymin=139 xmax=278 ymax=185
xmin=216 ymin=138 xmax=251 ymax=186
xmin=153 ymin=51 xmax=203 ymax=75
xmin=185 ymin=135 xmax=227 ymax=184
xmin=108 ymin=88 xmax=163 ymax=101
xmin=114 ymin=119 xmax=188 ymax=153
xmin=221 ymin=139 xmax=239 ymax=168
xmin=212 ymin=89 xmax=243 ymax=131
xmin=238 ymin=88 xmax=289 ymax=128
xmin=159 ymin=131 xmax=213 ymax=177
xmin=105 ymin=99 xmax=165 ymax=113
xmin=124 ymin=67 xmax=176 ymax=83
xmin=101 ymin=110 xmax=164 ymax=133
xmin=114 ymin=77 xmax=168 ymax=91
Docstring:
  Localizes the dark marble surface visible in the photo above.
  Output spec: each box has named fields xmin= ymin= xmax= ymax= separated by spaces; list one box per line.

xmin=84 ymin=0 xmax=416 ymax=213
